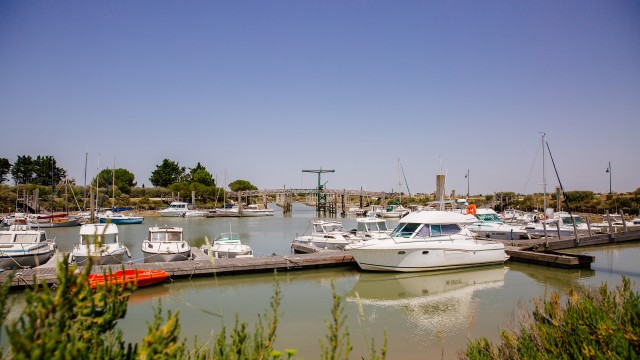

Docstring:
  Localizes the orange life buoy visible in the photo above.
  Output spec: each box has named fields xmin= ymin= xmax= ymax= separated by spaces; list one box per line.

xmin=466 ymin=204 xmax=477 ymax=215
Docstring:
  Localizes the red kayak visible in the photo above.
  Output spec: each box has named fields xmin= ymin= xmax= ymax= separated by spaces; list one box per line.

xmin=87 ymin=269 xmax=170 ymax=289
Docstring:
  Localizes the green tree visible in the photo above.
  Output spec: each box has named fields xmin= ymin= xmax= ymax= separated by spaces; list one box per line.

xmin=229 ymin=179 xmax=258 ymax=192
xmin=10 ymin=155 xmax=35 ymax=185
xmin=94 ymin=168 xmax=137 ymax=195
xmin=149 ymin=159 xmax=186 ymax=188
xmin=0 ymin=158 xmax=11 ymax=184
xmin=189 ymin=162 xmax=215 ymax=186
xmin=32 ymin=156 xmax=66 ymax=186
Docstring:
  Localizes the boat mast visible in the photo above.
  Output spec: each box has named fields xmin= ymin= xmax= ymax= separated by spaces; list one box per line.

xmin=112 ymin=157 xmax=116 ymax=209
xmin=541 ymin=133 xmax=548 ymax=241
xmin=83 ymin=152 xmax=88 ymax=211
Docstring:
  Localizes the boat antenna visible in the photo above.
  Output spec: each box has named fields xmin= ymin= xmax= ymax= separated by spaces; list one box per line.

xmin=399 ymin=160 xmax=412 ymax=198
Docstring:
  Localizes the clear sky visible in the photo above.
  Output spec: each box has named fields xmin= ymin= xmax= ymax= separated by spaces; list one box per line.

xmin=1 ymin=1 xmax=638 ymax=195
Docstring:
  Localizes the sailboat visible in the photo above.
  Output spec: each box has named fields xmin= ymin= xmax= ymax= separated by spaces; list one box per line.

xmin=97 ymin=158 xmax=144 ymax=225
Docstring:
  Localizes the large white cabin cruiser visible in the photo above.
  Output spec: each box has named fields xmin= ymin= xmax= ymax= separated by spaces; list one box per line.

xmin=69 ymin=223 xmax=131 ymax=265
xmin=158 ymin=202 xmax=190 ymax=217
xmin=0 ymin=225 xmax=57 ymax=269
xmin=142 ymin=226 xmax=192 ymax=263
xmin=345 ymin=211 xmax=508 ymax=272
xmin=465 ymin=208 xmax=530 ymax=240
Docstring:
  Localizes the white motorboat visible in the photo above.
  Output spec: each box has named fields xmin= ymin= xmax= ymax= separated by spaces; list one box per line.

xmin=208 ymin=203 xmax=274 ymax=217
xmin=465 ymin=208 xmax=530 ymax=240
xmin=142 ymin=226 xmax=192 ymax=263
xmin=0 ymin=224 xmax=57 ymax=269
xmin=345 ymin=211 xmax=508 ymax=272
xmin=293 ymin=220 xmax=363 ymax=250
xmin=553 ymin=212 xmax=602 ymax=235
xmin=523 ymin=219 xmax=575 ymax=238
xmin=354 ymin=217 xmax=392 ymax=239
xmin=69 ymin=223 xmax=131 ymax=265
xmin=592 ymin=213 xmax=640 ymax=232
xmin=376 ymin=203 xmax=410 ymax=218
xmin=201 ymin=232 xmax=253 ymax=258
xmin=158 ymin=201 xmax=190 ymax=217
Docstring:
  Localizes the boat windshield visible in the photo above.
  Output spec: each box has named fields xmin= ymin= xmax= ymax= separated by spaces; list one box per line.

xmin=357 ymin=221 xmax=387 ymax=232
xmin=476 ymin=213 xmax=502 ymax=223
xmin=15 ymin=234 xmax=38 ymax=243
xmin=318 ymin=223 xmax=344 ymax=232
xmin=0 ymin=234 xmax=13 ymax=243
xmin=560 ymin=216 xmax=584 ymax=226
xmin=391 ymin=223 xmax=461 ymax=238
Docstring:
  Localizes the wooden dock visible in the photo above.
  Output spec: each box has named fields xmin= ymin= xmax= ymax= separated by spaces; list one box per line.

xmin=0 ymin=247 xmax=356 ymax=289
xmin=497 ymin=228 xmax=640 ymax=268
xmin=2 ymin=229 xmax=639 ymax=289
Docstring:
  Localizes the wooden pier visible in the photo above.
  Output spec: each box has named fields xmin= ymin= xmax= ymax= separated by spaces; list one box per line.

xmin=0 ymin=247 xmax=356 ymax=289
xmin=2 ymin=228 xmax=639 ymax=289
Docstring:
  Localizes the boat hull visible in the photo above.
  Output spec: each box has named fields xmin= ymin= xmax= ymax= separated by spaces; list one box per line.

xmin=142 ymin=249 xmax=191 ymax=263
xmin=99 ymin=217 xmax=144 ymax=225
xmin=70 ymin=253 xmax=126 ymax=265
xmin=346 ymin=240 xmax=508 ymax=272
xmin=87 ymin=269 xmax=169 ymax=288
xmin=0 ymin=246 xmax=56 ymax=269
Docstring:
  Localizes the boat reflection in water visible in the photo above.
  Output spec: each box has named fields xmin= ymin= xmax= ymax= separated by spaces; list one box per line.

xmin=347 ymin=266 xmax=507 ymax=339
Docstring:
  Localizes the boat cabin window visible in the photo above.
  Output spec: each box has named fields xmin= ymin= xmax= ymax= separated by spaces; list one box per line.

xmin=150 ymin=232 xmax=163 ymax=242
xmin=167 ymin=232 xmax=181 ymax=241
xmin=319 ymin=223 xmax=344 ymax=232
xmin=15 ymin=234 xmax=38 ymax=243
xmin=391 ymin=223 xmax=421 ymax=238
xmin=476 ymin=213 xmax=501 ymax=223
xmin=356 ymin=222 xmax=369 ymax=232
xmin=0 ymin=234 xmax=13 ymax=243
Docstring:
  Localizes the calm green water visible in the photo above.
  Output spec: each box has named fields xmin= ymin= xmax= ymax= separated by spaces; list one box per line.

xmin=5 ymin=204 xmax=640 ymax=359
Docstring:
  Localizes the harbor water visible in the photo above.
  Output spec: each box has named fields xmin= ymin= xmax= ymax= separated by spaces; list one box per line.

xmin=4 ymin=203 xmax=640 ymax=359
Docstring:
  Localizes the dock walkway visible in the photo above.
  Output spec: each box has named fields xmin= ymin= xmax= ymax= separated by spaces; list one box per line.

xmin=2 ymin=229 xmax=639 ymax=289
xmin=0 ymin=247 xmax=355 ymax=289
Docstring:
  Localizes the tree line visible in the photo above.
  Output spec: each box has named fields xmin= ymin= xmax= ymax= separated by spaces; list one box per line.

xmin=0 ymin=156 xmax=259 ymax=212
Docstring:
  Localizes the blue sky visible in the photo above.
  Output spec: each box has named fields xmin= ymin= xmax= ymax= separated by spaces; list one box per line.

xmin=1 ymin=1 xmax=638 ymax=195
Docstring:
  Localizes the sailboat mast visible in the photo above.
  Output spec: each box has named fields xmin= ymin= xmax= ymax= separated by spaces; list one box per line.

xmin=541 ymin=133 xmax=548 ymax=240
xmin=83 ymin=152 xmax=88 ymax=211
xmin=112 ymin=157 xmax=116 ymax=209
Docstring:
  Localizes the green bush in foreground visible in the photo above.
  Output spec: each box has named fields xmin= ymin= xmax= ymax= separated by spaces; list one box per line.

xmin=0 ymin=258 xmax=387 ymax=359
xmin=462 ymin=276 xmax=640 ymax=360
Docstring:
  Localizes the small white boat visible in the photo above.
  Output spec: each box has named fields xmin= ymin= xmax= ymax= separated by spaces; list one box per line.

xmin=293 ymin=220 xmax=364 ymax=250
xmin=69 ymin=223 xmax=131 ymax=265
xmin=465 ymin=208 xmax=530 ymax=240
xmin=142 ymin=226 xmax=191 ymax=263
xmin=523 ymin=219 xmax=575 ymax=238
xmin=345 ymin=211 xmax=508 ymax=272
xmin=208 ymin=203 xmax=273 ymax=217
xmin=376 ymin=203 xmax=410 ymax=218
xmin=201 ymin=232 xmax=253 ymax=258
xmin=0 ymin=224 xmax=57 ymax=269
xmin=158 ymin=202 xmax=190 ymax=217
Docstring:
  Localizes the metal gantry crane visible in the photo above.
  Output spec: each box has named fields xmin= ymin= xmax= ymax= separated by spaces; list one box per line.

xmin=302 ymin=168 xmax=335 ymax=213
